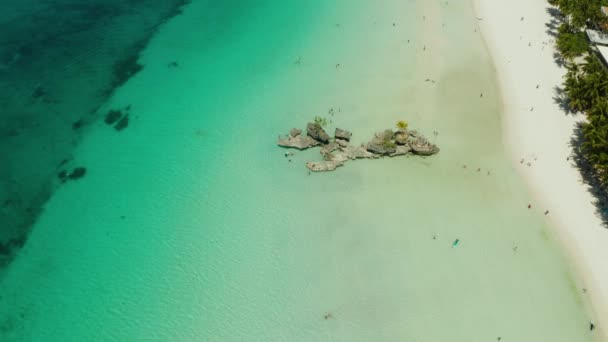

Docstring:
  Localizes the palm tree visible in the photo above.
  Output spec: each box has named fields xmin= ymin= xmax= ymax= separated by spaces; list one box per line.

xmin=551 ymin=0 xmax=608 ymax=187
xmin=564 ymin=72 xmax=589 ymax=112
xmin=395 ymin=120 xmax=408 ymax=131
xmin=566 ymin=60 xmax=581 ymax=75
xmin=590 ymin=98 xmax=608 ymax=117
xmin=582 ymin=111 xmax=608 ymax=185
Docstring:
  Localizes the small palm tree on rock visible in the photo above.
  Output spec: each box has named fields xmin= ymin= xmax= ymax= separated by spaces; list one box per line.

xmin=396 ymin=120 xmax=409 ymax=132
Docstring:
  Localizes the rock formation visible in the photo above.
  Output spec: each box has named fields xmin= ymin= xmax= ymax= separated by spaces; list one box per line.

xmin=307 ymin=122 xmax=330 ymax=143
xmin=320 ymin=142 xmax=340 ymax=158
xmin=342 ymin=145 xmax=378 ymax=159
xmin=395 ymin=131 xmax=409 ymax=145
xmin=336 ymin=139 xmax=349 ymax=148
xmin=306 ymin=160 xmax=344 ymax=172
xmin=410 ymin=136 xmax=440 ymax=155
xmin=289 ymin=128 xmax=302 ymax=137
xmin=277 ymin=133 xmax=322 ymax=150
xmin=277 ymin=121 xmax=439 ymax=172
xmin=366 ymin=130 xmax=397 ymax=155
xmin=335 ymin=128 xmax=352 ymax=141
xmin=389 ymin=145 xmax=412 ymax=157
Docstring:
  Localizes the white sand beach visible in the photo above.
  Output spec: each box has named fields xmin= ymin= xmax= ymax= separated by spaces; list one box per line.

xmin=474 ymin=0 xmax=608 ymax=339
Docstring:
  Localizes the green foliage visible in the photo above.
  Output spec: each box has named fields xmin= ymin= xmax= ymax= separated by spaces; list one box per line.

xmin=563 ymin=55 xmax=608 ymax=186
xmin=396 ymin=120 xmax=409 ymax=131
xmin=382 ymin=140 xmax=397 ymax=149
xmin=564 ymin=65 xmax=591 ymax=112
xmin=564 ymin=54 xmax=608 ymax=112
xmin=557 ymin=22 xmax=572 ymax=36
xmin=582 ymin=110 xmax=608 ymax=187
xmin=550 ymin=0 xmax=604 ymax=29
xmin=552 ymin=0 xmax=608 ymax=189
xmin=556 ymin=30 xmax=589 ymax=60
xmin=314 ymin=116 xmax=328 ymax=127
xmin=380 ymin=129 xmax=396 ymax=149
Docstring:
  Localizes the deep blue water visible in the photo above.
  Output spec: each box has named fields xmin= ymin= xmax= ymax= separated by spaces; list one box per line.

xmin=0 ymin=0 xmax=191 ymax=267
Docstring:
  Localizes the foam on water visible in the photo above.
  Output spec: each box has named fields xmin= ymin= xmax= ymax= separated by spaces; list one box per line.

xmin=0 ymin=0 xmax=594 ymax=341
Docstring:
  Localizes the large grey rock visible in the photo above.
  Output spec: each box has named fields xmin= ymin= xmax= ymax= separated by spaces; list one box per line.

xmin=410 ymin=136 xmax=440 ymax=156
xmin=336 ymin=139 xmax=349 ymax=148
xmin=277 ymin=135 xmax=322 ymax=150
xmin=411 ymin=144 xmax=440 ymax=156
xmin=395 ymin=131 xmax=409 ymax=145
xmin=335 ymin=128 xmax=352 ymax=141
xmin=343 ymin=145 xmax=377 ymax=159
xmin=389 ymin=145 xmax=412 ymax=157
xmin=320 ymin=142 xmax=339 ymax=158
xmin=289 ymin=128 xmax=302 ymax=137
xmin=307 ymin=122 xmax=330 ymax=143
xmin=326 ymin=151 xmax=349 ymax=163
xmin=306 ymin=160 xmax=344 ymax=172
xmin=367 ymin=142 xmax=396 ymax=155
xmin=308 ymin=150 xmax=350 ymax=172
xmin=366 ymin=130 xmax=397 ymax=155
xmin=278 ymin=123 xmax=439 ymax=172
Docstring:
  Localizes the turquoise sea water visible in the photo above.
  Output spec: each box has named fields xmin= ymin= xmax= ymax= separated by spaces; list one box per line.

xmin=0 ymin=0 xmax=596 ymax=341
xmin=0 ymin=0 xmax=188 ymax=264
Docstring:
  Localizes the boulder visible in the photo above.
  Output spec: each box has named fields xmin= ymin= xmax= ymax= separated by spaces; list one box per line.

xmin=411 ymin=144 xmax=440 ymax=156
xmin=389 ymin=145 xmax=412 ymax=157
xmin=277 ymin=135 xmax=322 ymax=150
xmin=335 ymin=128 xmax=352 ymax=141
xmin=289 ymin=128 xmax=302 ymax=137
xmin=344 ymin=145 xmax=377 ymax=159
xmin=366 ymin=130 xmax=397 ymax=155
xmin=306 ymin=160 xmax=344 ymax=172
xmin=395 ymin=131 xmax=409 ymax=145
xmin=378 ymin=129 xmax=394 ymax=141
xmin=367 ymin=142 xmax=396 ymax=155
xmin=410 ymin=136 xmax=440 ymax=156
xmin=320 ymin=142 xmax=339 ymax=158
xmin=326 ymin=151 xmax=349 ymax=163
xmin=335 ymin=139 xmax=349 ymax=148
xmin=307 ymin=122 xmax=330 ymax=143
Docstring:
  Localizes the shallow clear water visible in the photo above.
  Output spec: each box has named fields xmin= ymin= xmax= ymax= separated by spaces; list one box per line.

xmin=0 ymin=0 xmax=594 ymax=341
